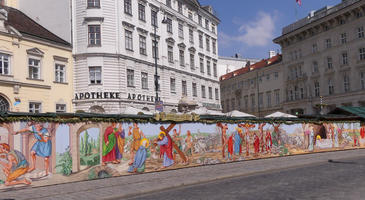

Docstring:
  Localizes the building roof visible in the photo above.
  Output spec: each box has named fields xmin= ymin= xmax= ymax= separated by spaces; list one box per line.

xmin=1 ymin=6 xmax=71 ymax=47
xmin=329 ymin=107 xmax=365 ymax=119
xmin=220 ymin=54 xmax=282 ymax=82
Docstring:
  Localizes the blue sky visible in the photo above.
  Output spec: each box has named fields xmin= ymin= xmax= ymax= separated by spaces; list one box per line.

xmin=199 ymin=0 xmax=342 ymax=59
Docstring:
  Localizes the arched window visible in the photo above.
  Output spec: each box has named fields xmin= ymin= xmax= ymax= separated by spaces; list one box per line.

xmin=0 ymin=95 xmax=9 ymax=112
xmin=89 ymin=105 xmax=105 ymax=113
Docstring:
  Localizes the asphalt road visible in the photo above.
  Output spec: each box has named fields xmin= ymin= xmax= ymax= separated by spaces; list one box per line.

xmin=125 ymin=156 xmax=365 ymax=200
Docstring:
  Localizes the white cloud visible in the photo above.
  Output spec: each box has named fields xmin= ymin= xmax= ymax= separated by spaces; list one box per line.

xmin=220 ymin=11 xmax=277 ymax=48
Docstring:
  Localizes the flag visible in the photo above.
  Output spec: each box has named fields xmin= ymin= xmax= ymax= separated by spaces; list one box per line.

xmin=296 ymin=0 xmax=302 ymax=6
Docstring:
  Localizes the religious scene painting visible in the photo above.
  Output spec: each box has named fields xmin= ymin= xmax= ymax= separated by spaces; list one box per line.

xmin=0 ymin=120 xmax=364 ymax=190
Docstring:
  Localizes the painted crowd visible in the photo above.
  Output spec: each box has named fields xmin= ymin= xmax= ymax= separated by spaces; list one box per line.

xmin=0 ymin=120 xmax=364 ymax=189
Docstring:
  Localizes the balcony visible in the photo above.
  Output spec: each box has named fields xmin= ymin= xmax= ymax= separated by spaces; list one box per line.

xmin=286 ymin=73 xmax=308 ymax=83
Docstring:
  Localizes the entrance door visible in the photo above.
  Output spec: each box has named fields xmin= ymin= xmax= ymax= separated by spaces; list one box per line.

xmin=0 ymin=95 xmax=9 ymax=112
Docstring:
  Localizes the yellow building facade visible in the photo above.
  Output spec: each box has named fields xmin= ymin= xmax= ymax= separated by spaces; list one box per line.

xmin=0 ymin=6 xmax=73 ymax=113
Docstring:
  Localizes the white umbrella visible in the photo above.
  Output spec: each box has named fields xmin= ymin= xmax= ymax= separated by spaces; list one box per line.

xmin=225 ymin=110 xmax=255 ymax=117
xmin=123 ymin=107 xmax=152 ymax=115
xmin=208 ymin=110 xmax=225 ymax=116
xmin=265 ymin=111 xmax=297 ymax=118
xmin=189 ymin=107 xmax=209 ymax=115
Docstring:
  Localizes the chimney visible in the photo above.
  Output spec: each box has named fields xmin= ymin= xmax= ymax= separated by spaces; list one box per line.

xmin=269 ymin=50 xmax=276 ymax=58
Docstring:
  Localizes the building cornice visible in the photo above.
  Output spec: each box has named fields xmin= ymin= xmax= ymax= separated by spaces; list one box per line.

xmin=73 ymin=52 xmax=219 ymax=84
xmin=0 ymin=79 xmax=51 ymax=89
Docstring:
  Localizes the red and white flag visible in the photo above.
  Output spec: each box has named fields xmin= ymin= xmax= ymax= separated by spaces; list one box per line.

xmin=296 ymin=0 xmax=302 ymax=6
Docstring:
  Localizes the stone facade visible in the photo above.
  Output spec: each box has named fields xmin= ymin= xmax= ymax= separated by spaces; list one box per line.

xmin=274 ymin=0 xmax=365 ymax=115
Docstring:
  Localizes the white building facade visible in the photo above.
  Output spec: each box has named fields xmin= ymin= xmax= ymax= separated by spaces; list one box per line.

xmin=72 ymin=0 xmax=221 ymax=113
xmin=217 ymin=55 xmax=259 ymax=79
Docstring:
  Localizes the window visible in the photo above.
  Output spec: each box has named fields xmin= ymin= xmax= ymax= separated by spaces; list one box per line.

xmin=0 ymin=54 xmax=10 ymax=75
xmin=266 ymin=92 xmax=271 ymax=108
xmin=325 ymin=38 xmax=331 ymax=48
xmin=178 ymin=1 xmax=182 ymax=13
xmin=360 ymin=48 xmax=365 ymax=60
xmin=179 ymin=50 xmax=185 ymax=66
xmin=213 ymin=62 xmax=217 ymax=77
xmin=361 ymin=72 xmax=365 ymax=90
xmin=312 ymin=43 xmax=318 ymax=53
xmin=208 ymin=87 xmax=213 ymax=99
xmin=201 ymin=85 xmax=206 ymax=98
xmin=341 ymin=52 xmax=348 ymax=65
xmin=314 ymin=81 xmax=320 ymax=97
xmin=178 ymin=23 xmax=184 ymax=38
xmin=55 ymin=64 xmax=66 ymax=83
xmin=341 ymin=33 xmax=347 ymax=44
xmin=358 ymin=26 xmax=364 ymax=38
xmin=250 ymin=94 xmax=255 ymax=111
xmin=125 ymin=30 xmax=133 ymax=51
xmin=205 ymin=19 xmax=209 ymax=30
xmin=313 ymin=61 xmax=319 ymax=73
xmin=190 ymin=53 xmax=195 ymax=69
xmin=139 ymin=35 xmax=147 ymax=55
xmin=124 ymin=0 xmax=132 ymax=15
xmin=206 ymin=60 xmax=211 ymax=76
xmin=199 ymin=33 xmax=203 ymax=48
xmin=328 ymin=79 xmax=334 ymax=95
xmin=127 ymin=69 xmax=134 ymax=87
xmin=138 ymin=3 xmax=145 ymax=21
xmin=200 ymin=57 xmax=204 ymax=73
xmin=152 ymin=40 xmax=158 ymax=58
xmin=244 ymin=95 xmax=248 ymax=110
xmin=231 ymin=98 xmax=235 ymax=110
xmin=188 ymin=11 xmax=193 ymax=19
xmin=29 ymin=102 xmax=41 ymax=113
xmin=168 ymin=45 xmax=174 ymax=63
xmin=87 ymin=0 xmax=100 ymax=8
xmin=141 ymin=72 xmax=148 ymax=89
xmin=344 ymin=74 xmax=350 ymax=92
xmin=294 ymin=86 xmax=299 ymax=100
xmin=28 ymin=58 xmax=41 ymax=79
xmin=182 ymin=80 xmax=187 ymax=96
xmin=88 ymin=25 xmax=101 ymax=46
xmin=170 ymin=78 xmax=176 ymax=93
xmin=327 ymin=57 xmax=333 ymax=70
xmin=212 ymin=39 xmax=216 ymax=54
xmin=189 ymin=29 xmax=194 ymax=43
xmin=258 ymin=93 xmax=263 ymax=107
xmin=274 ymin=90 xmax=280 ymax=105
xmin=215 ymin=88 xmax=219 ymax=100
xmin=212 ymin=24 xmax=216 ymax=34
xmin=151 ymin=9 xmax=158 ymax=27
xmin=300 ymin=87 xmax=304 ymax=99
xmin=56 ymin=104 xmax=66 ymax=113
xmin=192 ymin=83 xmax=197 ymax=97
xmin=89 ymin=66 xmax=101 ymax=84
xmin=266 ymin=74 xmax=270 ymax=80
xmin=166 ymin=0 xmax=171 ymax=7
xmin=206 ymin=37 xmax=210 ymax=52
xmin=166 ymin=18 xmax=172 ymax=33
xmin=274 ymin=72 xmax=279 ymax=79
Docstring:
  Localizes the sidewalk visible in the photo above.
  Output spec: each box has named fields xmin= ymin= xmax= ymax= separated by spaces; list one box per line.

xmin=1 ymin=149 xmax=365 ymax=200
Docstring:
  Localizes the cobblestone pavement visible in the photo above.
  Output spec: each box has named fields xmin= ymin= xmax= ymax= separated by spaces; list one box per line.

xmin=1 ymin=149 xmax=365 ymax=200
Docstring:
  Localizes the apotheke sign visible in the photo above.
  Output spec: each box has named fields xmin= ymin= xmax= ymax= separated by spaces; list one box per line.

xmin=74 ymin=92 xmax=161 ymax=103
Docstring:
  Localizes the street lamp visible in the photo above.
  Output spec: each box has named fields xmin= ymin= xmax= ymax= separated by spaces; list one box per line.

xmin=153 ymin=14 xmax=168 ymax=111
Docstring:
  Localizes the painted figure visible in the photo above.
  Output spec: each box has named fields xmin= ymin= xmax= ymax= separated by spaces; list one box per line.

xmin=185 ymin=130 xmax=194 ymax=162
xmin=172 ymin=125 xmax=182 ymax=163
xmin=155 ymin=131 xmax=174 ymax=168
xmin=272 ymin=124 xmax=281 ymax=147
xmin=360 ymin=124 xmax=365 ymax=146
xmin=15 ymin=123 xmax=51 ymax=175
xmin=258 ymin=123 xmax=266 ymax=153
xmin=239 ymin=124 xmax=255 ymax=157
xmin=128 ymin=138 xmax=149 ymax=173
xmin=333 ymin=124 xmax=340 ymax=148
xmin=265 ymin=130 xmax=272 ymax=153
xmin=128 ymin=123 xmax=144 ymax=165
xmin=253 ymin=133 xmax=260 ymax=156
xmin=308 ymin=125 xmax=314 ymax=151
xmin=102 ymin=123 xmax=120 ymax=165
xmin=303 ymin=124 xmax=310 ymax=149
xmin=217 ymin=123 xmax=228 ymax=158
xmin=0 ymin=143 xmax=31 ymax=186
xmin=233 ymin=128 xmax=242 ymax=156
xmin=115 ymin=124 xmax=125 ymax=161
xmin=227 ymin=133 xmax=234 ymax=160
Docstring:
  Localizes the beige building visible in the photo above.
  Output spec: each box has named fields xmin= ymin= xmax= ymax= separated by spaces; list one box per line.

xmin=0 ymin=6 xmax=73 ymax=113
xmin=274 ymin=0 xmax=365 ymax=115
xmin=220 ymin=54 xmax=284 ymax=117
